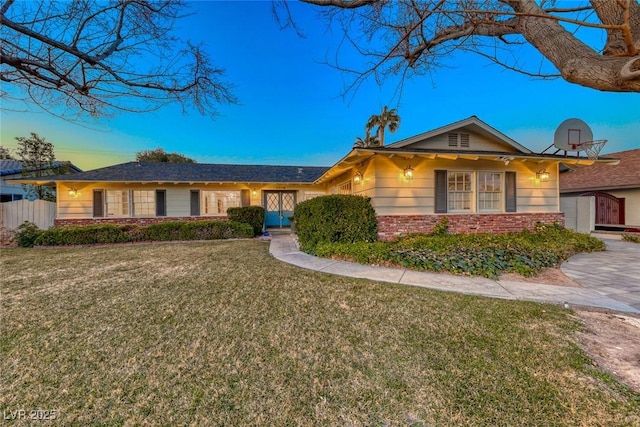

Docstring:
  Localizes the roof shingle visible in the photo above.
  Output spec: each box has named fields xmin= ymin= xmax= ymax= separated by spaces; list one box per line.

xmin=559 ymin=149 xmax=640 ymax=192
xmin=42 ymin=162 xmax=330 ymax=184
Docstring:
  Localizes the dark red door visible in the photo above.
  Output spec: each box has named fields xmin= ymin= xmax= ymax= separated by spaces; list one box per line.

xmin=583 ymin=192 xmax=625 ymax=225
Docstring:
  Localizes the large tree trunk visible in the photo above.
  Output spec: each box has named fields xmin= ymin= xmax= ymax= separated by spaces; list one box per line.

xmin=508 ymin=0 xmax=640 ymax=92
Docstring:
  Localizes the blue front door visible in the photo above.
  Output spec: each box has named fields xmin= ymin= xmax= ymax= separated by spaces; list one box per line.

xmin=264 ymin=191 xmax=296 ymax=228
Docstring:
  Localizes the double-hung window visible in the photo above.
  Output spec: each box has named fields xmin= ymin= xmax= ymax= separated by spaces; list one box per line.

xmin=477 ymin=172 xmax=502 ymax=212
xmin=99 ymin=189 xmax=160 ymax=217
xmin=105 ymin=190 xmax=129 ymax=217
xmin=436 ymin=170 xmax=515 ymax=213
xmin=447 ymin=172 xmax=472 ymax=212
xmin=133 ymin=190 xmax=156 ymax=216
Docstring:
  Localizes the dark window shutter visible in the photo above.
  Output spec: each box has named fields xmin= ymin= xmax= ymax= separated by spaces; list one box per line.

xmin=156 ymin=190 xmax=166 ymax=217
xmin=241 ymin=189 xmax=250 ymax=207
xmin=434 ymin=170 xmax=448 ymax=213
xmin=190 ymin=190 xmax=200 ymax=216
xmin=505 ymin=171 xmax=516 ymax=212
xmin=93 ymin=190 xmax=104 ymax=217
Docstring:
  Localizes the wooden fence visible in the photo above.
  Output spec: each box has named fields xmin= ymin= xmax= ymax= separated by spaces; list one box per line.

xmin=0 ymin=199 xmax=56 ymax=230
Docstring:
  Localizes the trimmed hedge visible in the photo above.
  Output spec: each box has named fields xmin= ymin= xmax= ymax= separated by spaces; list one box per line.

xmin=227 ymin=206 xmax=265 ymax=236
xmin=31 ymin=220 xmax=253 ymax=247
xmin=35 ymin=224 xmax=131 ymax=246
xmin=294 ymin=195 xmax=378 ymax=253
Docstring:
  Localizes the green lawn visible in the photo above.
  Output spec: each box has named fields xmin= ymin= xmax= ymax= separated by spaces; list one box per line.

xmin=1 ymin=241 xmax=638 ymax=426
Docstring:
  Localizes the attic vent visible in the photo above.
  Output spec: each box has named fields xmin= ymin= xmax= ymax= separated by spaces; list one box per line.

xmin=297 ymin=168 xmax=303 ymax=174
xmin=448 ymin=133 xmax=470 ymax=148
xmin=460 ymin=133 xmax=470 ymax=148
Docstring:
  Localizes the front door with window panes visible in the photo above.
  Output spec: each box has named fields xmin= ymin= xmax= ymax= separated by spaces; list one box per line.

xmin=264 ymin=191 xmax=296 ymax=228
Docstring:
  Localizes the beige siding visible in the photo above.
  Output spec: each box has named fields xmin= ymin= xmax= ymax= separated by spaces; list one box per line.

xmin=606 ymin=188 xmax=640 ymax=226
xmin=406 ymin=131 xmax=519 ymax=152
xmin=366 ymin=156 xmax=559 ymax=216
xmin=56 ymin=182 xmax=329 ymax=219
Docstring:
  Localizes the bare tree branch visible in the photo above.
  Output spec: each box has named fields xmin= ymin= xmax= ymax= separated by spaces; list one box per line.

xmin=298 ymin=0 xmax=640 ymax=92
xmin=0 ymin=0 xmax=236 ymax=119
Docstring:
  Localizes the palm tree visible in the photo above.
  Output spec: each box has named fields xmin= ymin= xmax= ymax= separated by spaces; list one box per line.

xmin=353 ymin=128 xmax=380 ymax=148
xmin=366 ymin=105 xmax=400 ymax=147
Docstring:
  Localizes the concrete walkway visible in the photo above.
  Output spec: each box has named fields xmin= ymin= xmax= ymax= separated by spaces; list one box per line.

xmin=268 ymin=231 xmax=640 ymax=314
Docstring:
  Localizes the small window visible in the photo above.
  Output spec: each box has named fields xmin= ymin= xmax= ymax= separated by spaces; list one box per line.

xmin=202 ymin=190 xmax=241 ymax=215
xmin=337 ymin=180 xmax=352 ymax=195
xmin=447 ymin=172 xmax=472 ymax=211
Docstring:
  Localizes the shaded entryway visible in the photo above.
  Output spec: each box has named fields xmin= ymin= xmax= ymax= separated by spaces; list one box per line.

xmin=264 ymin=191 xmax=296 ymax=228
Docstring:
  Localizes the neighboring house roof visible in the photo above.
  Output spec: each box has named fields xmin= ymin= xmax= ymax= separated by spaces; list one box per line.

xmin=386 ymin=115 xmax=533 ymax=153
xmin=26 ymin=162 xmax=330 ymax=185
xmin=0 ymin=159 xmax=83 ymax=177
xmin=560 ymin=149 xmax=640 ymax=192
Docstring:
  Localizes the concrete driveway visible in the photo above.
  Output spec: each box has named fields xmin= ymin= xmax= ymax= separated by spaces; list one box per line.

xmin=561 ymin=238 xmax=640 ymax=311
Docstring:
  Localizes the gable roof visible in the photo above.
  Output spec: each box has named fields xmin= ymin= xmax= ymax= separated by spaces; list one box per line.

xmin=1 ymin=159 xmax=83 ymax=177
xmin=386 ymin=116 xmax=532 ymax=153
xmin=560 ymin=149 xmax=640 ymax=192
xmin=24 ymin=162 xmax=330 ymax=185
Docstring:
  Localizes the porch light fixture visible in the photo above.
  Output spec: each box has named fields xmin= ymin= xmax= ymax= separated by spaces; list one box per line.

xmin=404 ymin=165 xmax=414 ymax=180
xmin=536 ymin=168 xmax=550 ymax=182
xmin=354 ymin=171 xmax=363 ymax=185
xmin=68 ymin=188 xmax=78 ymax=197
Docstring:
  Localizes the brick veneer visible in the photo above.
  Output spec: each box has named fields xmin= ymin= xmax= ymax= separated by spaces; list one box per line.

xmin=377 ymin=212 xmax=564 ymax=241
xmin=54 ymin=216 xmax=227 ymax=227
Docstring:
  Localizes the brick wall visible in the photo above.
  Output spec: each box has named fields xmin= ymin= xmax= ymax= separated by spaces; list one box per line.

xmin=377 ymin=212 xmax=565 ymax=241
xmin=54 ymin=216 xmax=227 ymax=227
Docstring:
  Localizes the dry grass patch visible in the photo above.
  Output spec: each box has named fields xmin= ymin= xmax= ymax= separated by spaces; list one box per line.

xmin=1 ymin=241 xmax=639 ymax=426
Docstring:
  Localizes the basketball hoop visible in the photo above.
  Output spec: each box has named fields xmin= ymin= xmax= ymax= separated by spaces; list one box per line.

xmin=576 ymin=140 xmax=607 ymax=160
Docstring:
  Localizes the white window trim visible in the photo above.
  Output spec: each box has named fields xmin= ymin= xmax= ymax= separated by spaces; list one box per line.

xmin=477 ymin=171 xmax=504 ymax=213
xmin=447 ymin=170 xmax=474 ymax=213
xmin=445 ymin=170 xmax=506 ymax=214
xmin=104 ymin=189 xmax=158 ymax=218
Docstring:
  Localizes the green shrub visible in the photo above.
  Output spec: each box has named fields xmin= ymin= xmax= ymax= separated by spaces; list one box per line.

xmin=14 ymin=221 xmax=43 ymax=248
xmin=179 ymin=220 xmax=253 ymax=240
xmin=315 ymin=224 xmax=605 ymax=279
xmin=33 ymin=220 xmax=253 ymax=246
xmin=227 ymin=206 xmax=265 ymax=236
xmin=35 ymin=224 xmax=131 ymax=246
xmin=294 ymin=195 xmax=378 ymax=254
xmin=622 ymin=233 xmax=640 ymax=243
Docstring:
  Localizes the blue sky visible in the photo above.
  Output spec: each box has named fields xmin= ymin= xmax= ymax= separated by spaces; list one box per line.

xmin=1 ymin=1 xmax=638 ymax=171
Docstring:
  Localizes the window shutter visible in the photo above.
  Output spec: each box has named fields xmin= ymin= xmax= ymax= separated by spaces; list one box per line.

xmin=241 ymin=189 xmax=250 ymax=207
xmin=434 ymin=170 xmax=448 ymax=213
xmin=190 ymin=190 xmax=200 ymax=216
xmin=156 ymin=190 xmax=167 ymax=217
xmin=505 ymin=171 xmax=516 ymax=212
xmin=93 ymin=190 xmax=104 ymax=217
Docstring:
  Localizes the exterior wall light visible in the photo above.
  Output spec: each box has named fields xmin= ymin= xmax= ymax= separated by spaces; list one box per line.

xmin=536 ymin=168 xmax=550 ymax=182
xmin=404 ymin=165 xmax=414 ymax=180
xmin=354 ymin=171 xmax=363 ymax=185
xmin=68 ymin=188 xmax=78 ymax=197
